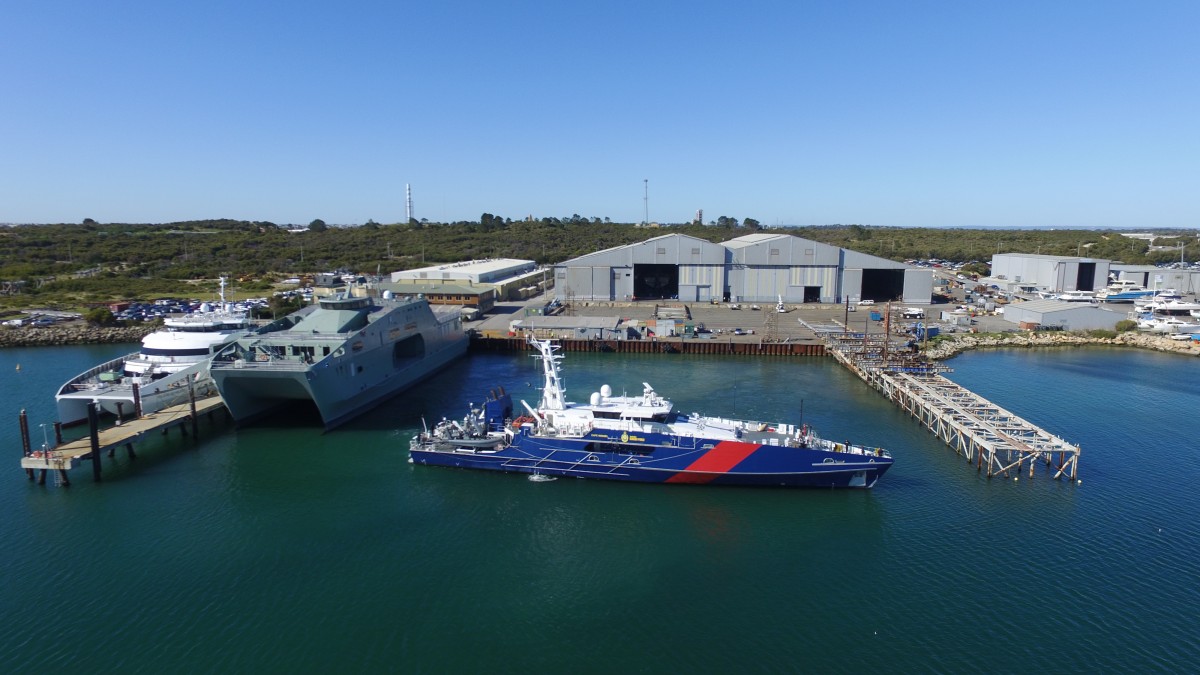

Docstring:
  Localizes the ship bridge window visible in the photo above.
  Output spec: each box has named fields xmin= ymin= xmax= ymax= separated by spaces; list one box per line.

xmin=139 ymin=347 xmax=212 ymax=357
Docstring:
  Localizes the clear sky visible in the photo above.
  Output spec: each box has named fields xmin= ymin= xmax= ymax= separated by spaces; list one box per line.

xmin=2 ymin=0 xmax=1196 ymax=228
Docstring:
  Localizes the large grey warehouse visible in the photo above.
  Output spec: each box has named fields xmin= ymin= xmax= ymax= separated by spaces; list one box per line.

xmin=554 ymin=233 xmax=933 ymax=304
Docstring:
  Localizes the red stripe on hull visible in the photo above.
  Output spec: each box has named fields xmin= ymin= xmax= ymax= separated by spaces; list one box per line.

xmin=665 ymin=441 xmax=760 ymax=484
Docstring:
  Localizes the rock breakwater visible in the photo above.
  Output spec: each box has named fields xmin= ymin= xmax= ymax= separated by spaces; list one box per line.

xmin=924 ymin=331 xmax=1200 ymax=360
xmin=1 ymin=325 xmax=155 ymax=348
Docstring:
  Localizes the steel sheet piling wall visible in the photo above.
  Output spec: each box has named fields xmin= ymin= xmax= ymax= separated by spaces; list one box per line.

xmin=470 ymin=337 xmax=826 ymax=357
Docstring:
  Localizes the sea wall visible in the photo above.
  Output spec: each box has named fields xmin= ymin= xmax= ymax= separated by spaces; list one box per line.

xmin=0 ymin=325 xmax=155 ymax=348
xmin=923 ymin=331 xmax=1200 ymax=360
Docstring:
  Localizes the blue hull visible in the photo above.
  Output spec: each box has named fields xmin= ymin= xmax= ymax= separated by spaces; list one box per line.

xmin=411 ymin=429 xmax=892 ymax=488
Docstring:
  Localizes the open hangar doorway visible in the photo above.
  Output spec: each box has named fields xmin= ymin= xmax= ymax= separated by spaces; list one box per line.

xmin=860 ymin=269 xmax=905 ymax=302
xmin=633 ymin=264 xmax=680 ymax=300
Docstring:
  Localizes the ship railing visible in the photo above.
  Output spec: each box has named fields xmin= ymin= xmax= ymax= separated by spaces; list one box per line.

xmin=211 ymin=357 xmax=311 ymax=372
xmin=58 ymin=353 xmax=137 ymax=392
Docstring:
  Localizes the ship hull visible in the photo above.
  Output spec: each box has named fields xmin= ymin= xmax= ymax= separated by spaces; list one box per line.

xmin=210 ymin=294 xmax=468 ymax=429
xmin=214 ymin=338 xmax=467 ymax=428
xmin=411 ymin=429 xmax=891 ymax=488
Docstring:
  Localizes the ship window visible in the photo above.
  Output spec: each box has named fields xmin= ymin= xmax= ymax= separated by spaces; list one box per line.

xmin=586 ymin=455 xmax=599 ymax=462
xmin=628 ymin=458 xmax=640 ymax=465
xmin=139 ymin=347 xmax=212 ymax=357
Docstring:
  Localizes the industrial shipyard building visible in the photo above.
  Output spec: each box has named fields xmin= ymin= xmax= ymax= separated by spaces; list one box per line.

xmin=553 ymin=233 xmax=933 ymax=304
xmin=990 ymin=253 xmax=1111 ymax=293
xmin=990 ymin=253 xmax=1200 ymax=295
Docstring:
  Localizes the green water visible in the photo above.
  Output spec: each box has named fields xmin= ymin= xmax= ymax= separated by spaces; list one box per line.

xmin=1 ymin=344 xmax=1198 ymax=673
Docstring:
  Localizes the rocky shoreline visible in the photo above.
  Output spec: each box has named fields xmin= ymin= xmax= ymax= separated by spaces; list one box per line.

xmin=922 ymin=330 xmax=1200 ymax=360
xmin=0 ymin=325 xmax=156 ymax=348
xmin=4 ymin=323 xmax=1198 ymax=361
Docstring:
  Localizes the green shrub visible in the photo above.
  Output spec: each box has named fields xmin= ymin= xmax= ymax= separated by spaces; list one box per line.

xmin=83 ymin=308 xmax=114 ymax=326
xmin=1114 ymin=320 xmax=1138 ymax=333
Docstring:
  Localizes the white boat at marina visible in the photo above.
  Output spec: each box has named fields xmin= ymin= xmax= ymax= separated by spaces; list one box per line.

xmin=1055 ymin=290 xmax=1097 ymax=303
xmin=1134 ymin=298 xmax=1200 ymax=333
xmin=1133 ymin=289 xmax=1183 ymax=309
xmin=1095 ymin=279 xmax=1154 ymax=303
xmin=1141 ymin=317 xmax=1200 ymax=334
xmin=55 ymin=278 xmax=253 ymax=426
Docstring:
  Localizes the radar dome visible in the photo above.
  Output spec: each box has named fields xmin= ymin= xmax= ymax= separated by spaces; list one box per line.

xmin=590 ymin=392 xmax=601 ymax=406
xmin=600 ymin=384 xmax=612 ymax=398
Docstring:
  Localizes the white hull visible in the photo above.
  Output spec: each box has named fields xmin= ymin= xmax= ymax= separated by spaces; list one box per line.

xmin=56 ymin=356 xmax=219 ymax=426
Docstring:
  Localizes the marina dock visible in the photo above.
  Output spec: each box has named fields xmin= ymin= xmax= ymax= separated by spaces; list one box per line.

xmin=19 ymin=394 xmax=227 ymax=486
xmin=820 ymin=329 xmax=1081 ymax=480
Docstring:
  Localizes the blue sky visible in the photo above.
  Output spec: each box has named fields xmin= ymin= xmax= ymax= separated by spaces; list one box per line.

xmin=2 ymin=0 xmax=1196 ymax=227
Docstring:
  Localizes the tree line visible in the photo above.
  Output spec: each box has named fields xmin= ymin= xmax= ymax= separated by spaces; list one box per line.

xmin=0 ymin=217 xmax=1194 ymax=308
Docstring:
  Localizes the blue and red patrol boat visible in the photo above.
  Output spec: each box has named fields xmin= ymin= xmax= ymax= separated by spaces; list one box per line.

xmin=409 ymin=338 xmax=893 ymax=488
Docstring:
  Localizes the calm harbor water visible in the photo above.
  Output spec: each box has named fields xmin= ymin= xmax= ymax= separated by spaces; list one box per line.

xmin=1 ymin=343 xmax=1198 ymax=673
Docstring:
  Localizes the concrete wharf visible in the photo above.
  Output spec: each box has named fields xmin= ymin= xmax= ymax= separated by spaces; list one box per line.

xmin=821 ymin=329 xmax=1080 ymax=480
xmin=18 ymin=394 xmax=226 ymax=486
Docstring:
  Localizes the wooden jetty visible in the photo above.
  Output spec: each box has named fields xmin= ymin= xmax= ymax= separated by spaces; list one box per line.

xmin=19 ymin=394 xmax=226 ymax=486
xmin=823 ymin=330 xmax=1080 ymax=480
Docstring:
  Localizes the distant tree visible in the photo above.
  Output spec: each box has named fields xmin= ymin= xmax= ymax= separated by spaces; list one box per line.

xmin=849 ymin=224 xmax=871 ymax=239
xmin=82 ymin=218 xmax=97 ymax=226
xmin=743 ymin=218 xmax=761 ymax=229
xmin=309 ymin=219 xmax=327 ymax=232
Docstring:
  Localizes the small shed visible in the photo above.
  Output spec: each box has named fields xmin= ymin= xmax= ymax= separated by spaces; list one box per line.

xmin=1002 ymin=299 xmax=1124 ymax=331
xmin=510 ymin=315 xmax=623 ymax=340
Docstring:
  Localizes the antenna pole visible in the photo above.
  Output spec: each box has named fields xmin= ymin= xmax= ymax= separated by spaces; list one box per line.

xmin=643 ymin=179 xmax=649 ymax=226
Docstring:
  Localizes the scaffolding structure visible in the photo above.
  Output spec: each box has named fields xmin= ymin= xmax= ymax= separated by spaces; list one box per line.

xmin=826 ymin=331 xmax=1080 ymax=481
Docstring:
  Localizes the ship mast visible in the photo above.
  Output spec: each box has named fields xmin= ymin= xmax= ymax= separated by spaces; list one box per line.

xmin=531 ymin=338 xmax=567 ymax=410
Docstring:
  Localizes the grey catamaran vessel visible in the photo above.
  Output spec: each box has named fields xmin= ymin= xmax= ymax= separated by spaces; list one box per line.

xmin=209 ymin=291 xmax=467 ymax=429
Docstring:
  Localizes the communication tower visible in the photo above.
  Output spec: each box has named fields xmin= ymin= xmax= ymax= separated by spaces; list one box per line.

xmin=406 ymin=184 xmax=414 ymax=222
xmin=643 ymin=179 xmax=649 ymax=226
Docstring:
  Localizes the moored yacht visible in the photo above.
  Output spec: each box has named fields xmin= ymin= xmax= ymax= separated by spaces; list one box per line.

xmin=1096 ymin=280 xmax=1154 ymax=303
xmin=55 ymin=279 xmax=253 ymax=426
xmin=1055 ymin=290 xmax=1097 ymax=303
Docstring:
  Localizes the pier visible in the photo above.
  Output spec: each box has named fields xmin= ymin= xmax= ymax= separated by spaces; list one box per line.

xmin=822 ymin=330 xmax=1081 ymax=480
xmin=18 ymin=394 xmax=227 ymax=486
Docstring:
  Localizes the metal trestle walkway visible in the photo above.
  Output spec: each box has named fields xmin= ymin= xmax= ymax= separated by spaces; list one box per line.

xmin=826 ymin=332 xmax=1080 ymax=480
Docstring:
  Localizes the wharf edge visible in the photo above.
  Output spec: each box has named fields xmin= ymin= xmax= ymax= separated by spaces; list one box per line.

xmin=470 ymin=336 xmax=827 ymax=356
